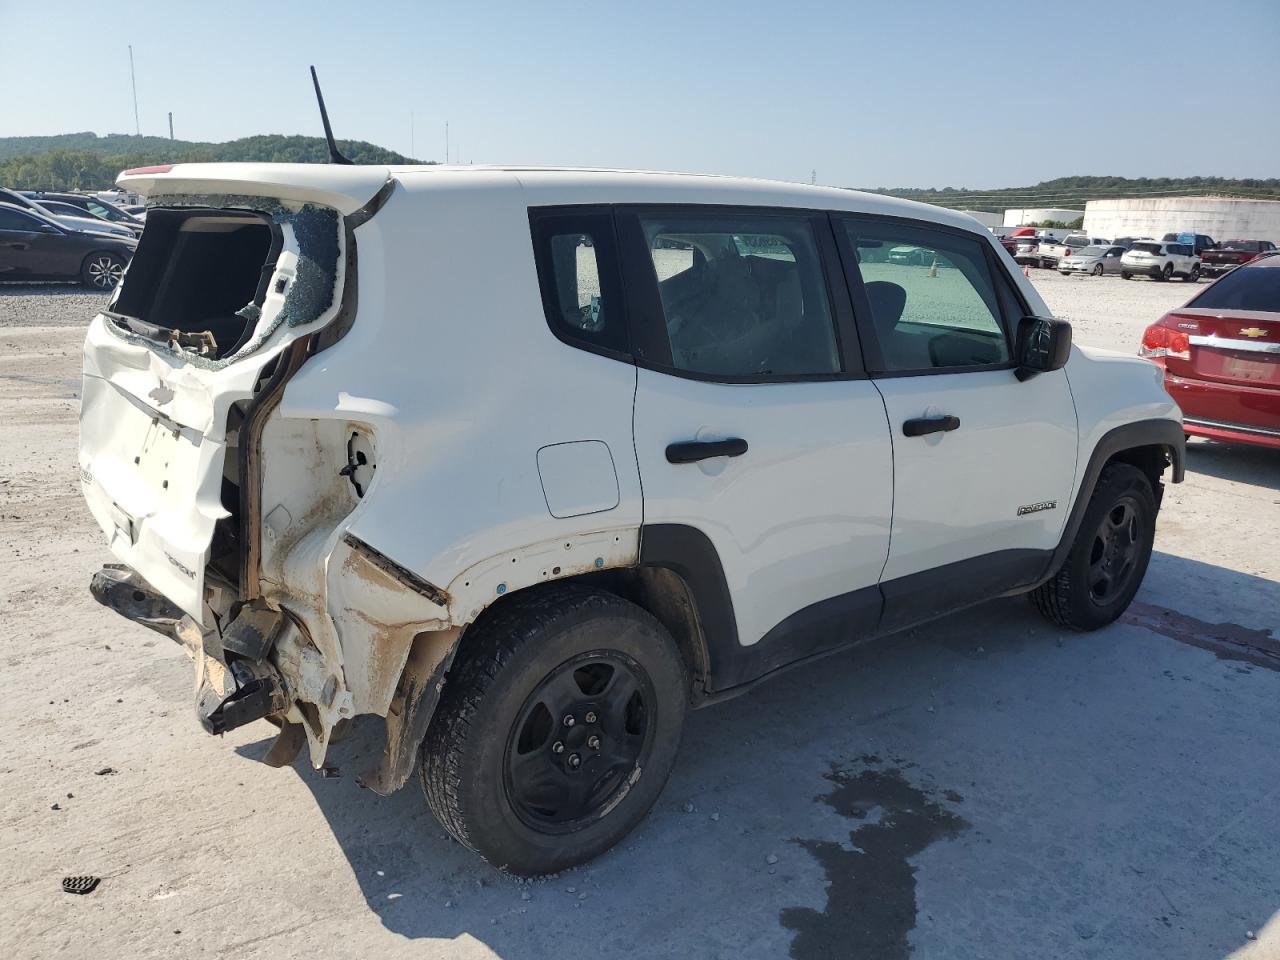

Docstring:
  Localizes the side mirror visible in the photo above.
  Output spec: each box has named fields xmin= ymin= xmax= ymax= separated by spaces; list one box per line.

xmin=1015 ymin=316 xmax=1072 ymax=381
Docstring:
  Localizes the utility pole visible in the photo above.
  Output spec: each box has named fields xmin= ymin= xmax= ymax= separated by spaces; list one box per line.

xmin=410 ymin=111 xmax=415 ymax=159
xmin=168 ymin=112 xmax=174 ymax=140
xmin=445 ymin=121 xmax=449 ymax=165
xmin=128 ymin=45 xmax=140 ymax=135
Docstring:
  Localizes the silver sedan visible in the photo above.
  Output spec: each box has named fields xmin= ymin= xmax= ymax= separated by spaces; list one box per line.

xmin=1058 ymin=244 xmax=1127 ymax=277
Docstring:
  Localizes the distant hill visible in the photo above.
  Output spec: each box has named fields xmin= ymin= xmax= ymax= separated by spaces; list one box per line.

xmin=863 ymin=176 xmax=1280 ymax=212
xmin=0 ymin=132 xmax=426 ymax=191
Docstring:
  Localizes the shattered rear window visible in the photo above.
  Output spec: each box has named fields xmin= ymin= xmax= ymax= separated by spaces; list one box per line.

xmin=106 ymin=194 xmax=341 ymax=368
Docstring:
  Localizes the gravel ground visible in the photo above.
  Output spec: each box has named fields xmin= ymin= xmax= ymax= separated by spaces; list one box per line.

xmin=1029 ymin=268 xmax=1204 ymax=354
xmin=0 ymin=284 xmax=110 ymax=328
xmin=2 ymin=276 xmax=1278 ymax=960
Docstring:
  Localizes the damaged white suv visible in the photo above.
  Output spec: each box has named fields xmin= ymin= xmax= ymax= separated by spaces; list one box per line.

xmin=80 ymin=163 xmax=1184 ymax=874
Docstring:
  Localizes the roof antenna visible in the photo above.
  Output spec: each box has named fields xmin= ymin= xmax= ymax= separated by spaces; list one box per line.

xmin=310 ymin=66 xmax=353 ymax=165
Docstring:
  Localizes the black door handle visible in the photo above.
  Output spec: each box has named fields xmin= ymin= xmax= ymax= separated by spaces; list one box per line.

xmin=666 ymin=438 xmax=748 ymax=464
xmin=902 ymin=415 xmax=960 ymax=437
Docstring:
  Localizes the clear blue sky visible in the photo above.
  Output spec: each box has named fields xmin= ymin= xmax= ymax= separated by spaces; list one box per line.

xmin=1 ymin=0 xmax=1276 ymax=188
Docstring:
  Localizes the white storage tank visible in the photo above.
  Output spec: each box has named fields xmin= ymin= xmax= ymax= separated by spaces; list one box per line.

xmin=1083 ymin=197 xmax=1280 ymax=243
xmin=1002 ymin=208 xmax=1085 ymax=227
xmin=954 ymin=209 xmax=1004 ymax=231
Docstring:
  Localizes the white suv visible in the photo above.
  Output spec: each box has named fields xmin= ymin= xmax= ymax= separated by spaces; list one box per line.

xmin=79 ymin=163 xmax=1184 ymax=874
xmin=1120 ymin=240 xmax=1201 ymax=281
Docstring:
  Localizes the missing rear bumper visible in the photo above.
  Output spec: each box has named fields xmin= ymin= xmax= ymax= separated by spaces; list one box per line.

xmin=90 ymin=563 xmax=200 ymax=649
xmin=90 ymin=563 xmax=291 ymax=736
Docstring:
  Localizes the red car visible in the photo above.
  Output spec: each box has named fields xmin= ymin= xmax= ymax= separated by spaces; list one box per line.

xmin=1141 ymin=253 xmax=1280 ymax=449
xmin=998 ymin=226 xmax=1037 ymax=256
xmin=1200 ymin=239 xmax=1278 ymax=278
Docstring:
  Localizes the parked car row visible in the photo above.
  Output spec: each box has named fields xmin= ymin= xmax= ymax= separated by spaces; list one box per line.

xmin=1010 ymin=233 xmax=1113 ymax=270
xmin=1000 ymin=226 xmax=1276 ymax=282
xmin=0 ymin=192 xmax=138 ymax=288
xmin=1 ymin=188 xmax=143 ymax=238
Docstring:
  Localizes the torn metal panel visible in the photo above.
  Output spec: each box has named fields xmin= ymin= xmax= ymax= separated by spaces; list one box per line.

xmin=446 ymin=528 xmax=640 ymax=625
xmin=341 ymin=533 xmax=449 ymax=607
xmin=270 ymin=618 xmax=354 ymax=766
xmin=220 ymin=600 xmax=284 ymax=660
xmin=79 ymin=191 xmax=351 ymax=621
xmin=361 ymin=627 xmax=461 ymax=795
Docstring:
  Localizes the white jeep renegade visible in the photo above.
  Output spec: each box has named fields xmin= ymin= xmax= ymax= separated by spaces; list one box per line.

xmin=80 ymin=163 xmax=1184 ymax=874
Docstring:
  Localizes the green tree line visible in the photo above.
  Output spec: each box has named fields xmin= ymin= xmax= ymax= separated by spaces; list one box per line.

xmin=0 ymin=133 xmax=425 ymax=191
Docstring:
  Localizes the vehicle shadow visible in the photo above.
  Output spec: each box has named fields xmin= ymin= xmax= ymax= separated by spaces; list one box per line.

xmin=1185 ymin=437 xmax=1280 ymax=490
xmin=248 ymin=550 xmax=1280 ymax=960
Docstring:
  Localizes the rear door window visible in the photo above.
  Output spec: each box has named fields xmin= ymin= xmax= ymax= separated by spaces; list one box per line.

xmin=629 ymin=210 xmax=840 ymax=379
xmin=839 ymin=219 xmax=1012 ymax=373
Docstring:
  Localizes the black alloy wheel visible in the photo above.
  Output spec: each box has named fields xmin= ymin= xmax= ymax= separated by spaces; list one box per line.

xmin=1086 ymin=498 xmax=1142 ymax=607
xmin=504 ymin=651 xmax=654 ymax=833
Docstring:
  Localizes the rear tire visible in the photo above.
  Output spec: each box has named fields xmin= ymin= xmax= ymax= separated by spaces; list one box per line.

xmin=1121 ymin=271 xmax=1132 ymax=280
xmin=81 ymin=252 xmax=125 ymax=290
xmin=1029 ymin=463 xmax=1156 ymax=631
xmin=420 ymin=585 xmax=687 ymax=875
xmin=1158 ymin=263 xmax=1173 ymax=281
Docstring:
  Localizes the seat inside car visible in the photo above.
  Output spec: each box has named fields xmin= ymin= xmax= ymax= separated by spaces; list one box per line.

xmin=864 ymin=279 xmax=929 ymax=370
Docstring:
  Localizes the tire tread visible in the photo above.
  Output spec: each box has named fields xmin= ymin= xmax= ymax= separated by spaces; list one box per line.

xmin=420 ymin=585 xmax=669 ymax=863
xmin=1029 ymin=462 xmax=1155 ymax=631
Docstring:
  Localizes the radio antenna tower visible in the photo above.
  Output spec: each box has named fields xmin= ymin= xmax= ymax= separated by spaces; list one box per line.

xmin=129 ymin=45 xmax=140 ymax=135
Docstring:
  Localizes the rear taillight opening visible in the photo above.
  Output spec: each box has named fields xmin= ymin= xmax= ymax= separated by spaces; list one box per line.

xmin=1140 ymin=323 xmax=1190 ymax=361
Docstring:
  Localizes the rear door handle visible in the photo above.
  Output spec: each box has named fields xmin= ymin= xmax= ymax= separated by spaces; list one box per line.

xmin=902 ymin=415 xmax=960 ymax=437
xmin=666 ymin=438 xmax=748 ymax=464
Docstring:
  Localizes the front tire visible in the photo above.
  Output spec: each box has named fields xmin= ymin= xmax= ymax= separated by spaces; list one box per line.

xmin=1029 ymin=463 xmax=1157 ymax=631
xmin=81 ymin=252 xmax=126 ymax=290
xmin=1121 ymin=270 xmax=1132 ymax=280
xmin=1184 ymin=265 xmax=1200 ymax=282
xmin=420 ymin=585 xmax=687 ymax=875
xmin=1092 ymin=263 xmax=1104 ymax=277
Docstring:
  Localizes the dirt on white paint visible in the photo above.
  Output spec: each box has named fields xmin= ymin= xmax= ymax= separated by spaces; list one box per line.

xmin=2 ymin=272 xmax=1278 ymax=960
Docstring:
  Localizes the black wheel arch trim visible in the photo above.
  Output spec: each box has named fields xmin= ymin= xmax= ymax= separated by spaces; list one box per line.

xmin=637 ymin=523 xmax=738 ymax=694
xmin=1033 ymin=417 xmax=1184 ymax=588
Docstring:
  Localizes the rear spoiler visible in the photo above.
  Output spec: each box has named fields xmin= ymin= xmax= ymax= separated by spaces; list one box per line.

xmin=117 ymin=162 xmax=392 ymax=216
